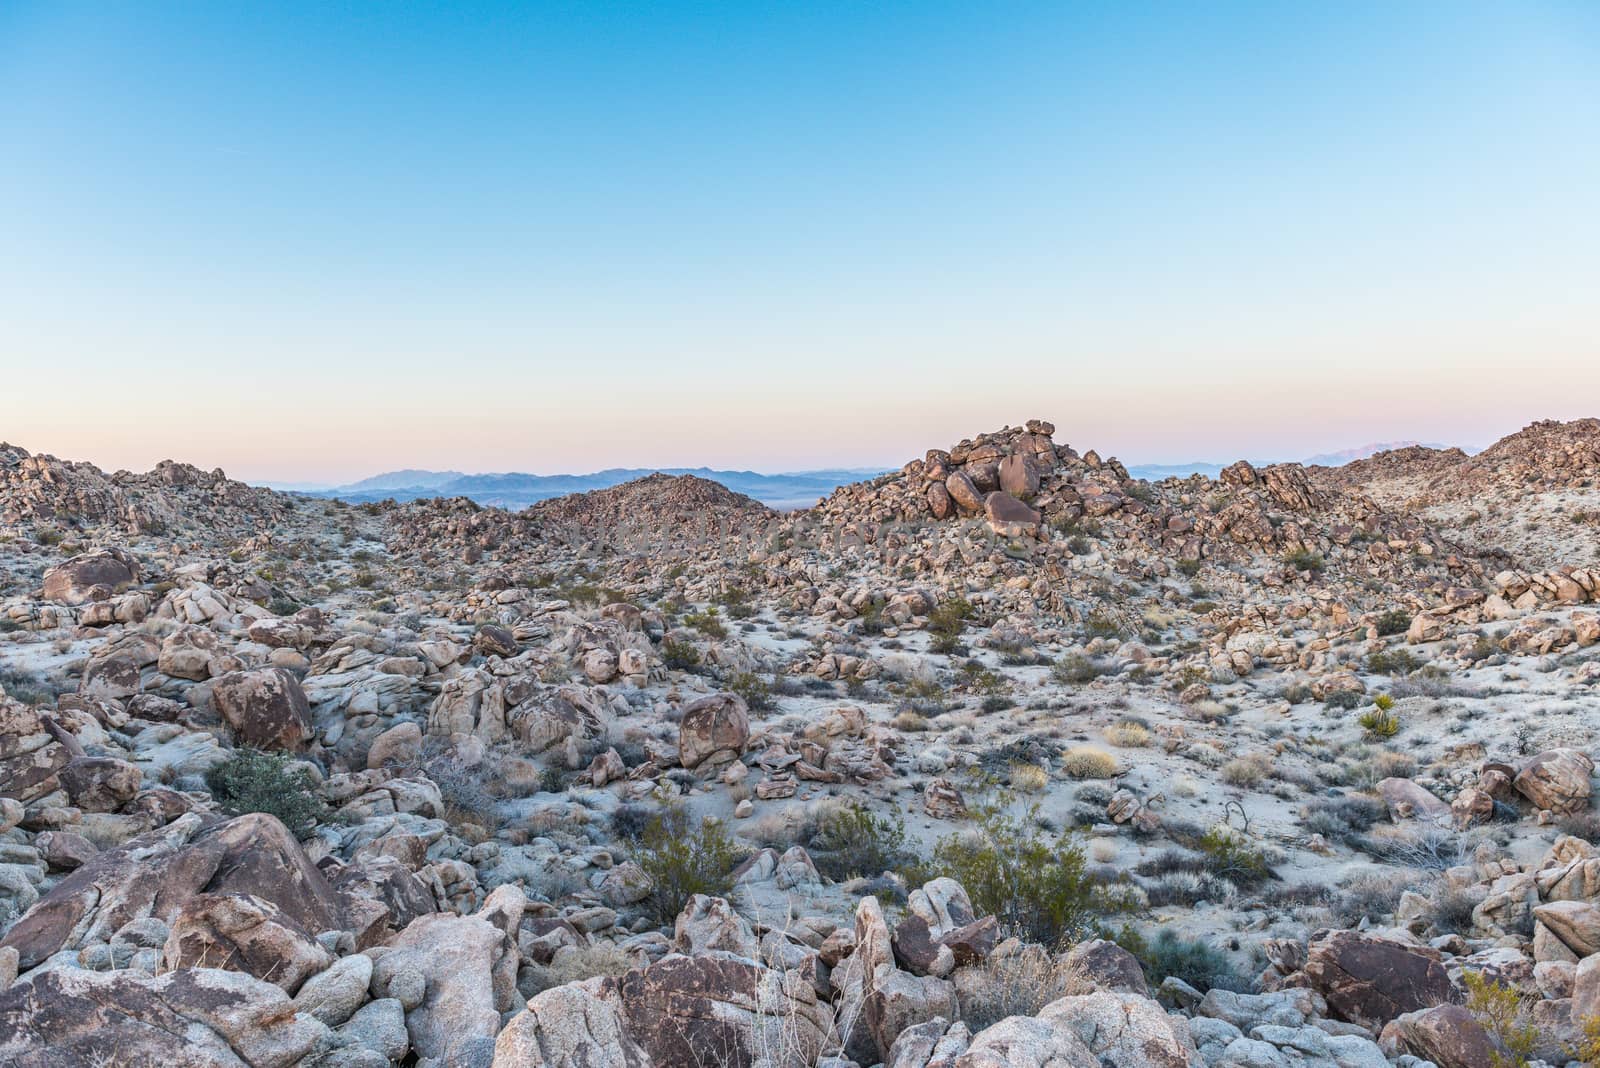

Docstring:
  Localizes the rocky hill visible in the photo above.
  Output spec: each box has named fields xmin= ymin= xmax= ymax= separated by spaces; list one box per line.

xmin=2 ymin=423 xmax=1600 ymax=1067
xmin=1313 ymin=419 xmax=1600 ymax=570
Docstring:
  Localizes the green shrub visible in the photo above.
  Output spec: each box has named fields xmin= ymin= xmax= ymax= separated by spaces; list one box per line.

xmin=1176 ymin=558 xmax=1202 ymax=577
xmin=1196 ymin=827 xmax=1272 ymax=888
xmin=1366 ymin=648 xmax=1420 ymax=675
xmin=929 ymin=805 xmax=1137 ymax=946
xmin=808 ymin=804 xmax=920 ymax=882
xmin=205 ymin=748 xmax=328 ymax=837
xmin=1462 ymin=971 xmax=1537 ymax=1068
xmin=1282 ymin=549 xmax=1325 ymax=573
xmin=1374 ymin=610 xmax=1412 ymax=637
xmin=1357 ymin=707 xmax=1401 ymax=739
xmin=1052 ymin=654 xmax=1105 ymax=685
xmin=660 ymin=638 xmax=702 ymax=671
xmin=928 ymin=597 xmax=974 ymax=654
xmin=683 ymin=607 xmax=728 ymax=639
xmin=630 ymin=805 xmax=746 ymax=924
xmin=726 ymin=671 xmax=775 ymax=712
xmin=1115 ymin=927 xmax=1253 ymax=993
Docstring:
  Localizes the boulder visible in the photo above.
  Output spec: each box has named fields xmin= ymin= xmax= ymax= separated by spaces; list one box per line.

xmin=159 ymin=625 xmax=224 ymax=681
xmin=1376 ymin=777 xmax=1451 ymax=824
xmin=0 ymin=812 xmax=382 ymax=970
xmin=41 ymin=549 xmax=139 ymax=605
xmin=1386 ymin=1004 xmax=1497 ymax=1068
xmin=211 ymin=668 xmax=312 ymax=751
xmin=1303 ymin=930 xmax=1458 ymax=1031
xmin=58 ymin=755 xmax=141 ymax=813
xmin=0 ymin=966 xmax=327 ymax=1067
xmin=370 ymin=887 xmax=522 ymax=1065
xmin=678 ymin=693 xmax=750 ymax=769
xmin=1533 ymin=900 xmax=1600 ymax=958
xmin=984 ymin=492 xmax=1042 ymax=538
xmin=1514 ymin=749 xmax=1594 ymax=814
xmin=161 ymin=892 xmax=333 ymax=994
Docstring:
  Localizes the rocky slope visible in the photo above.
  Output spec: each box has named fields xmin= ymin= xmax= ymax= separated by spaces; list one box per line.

xmin=1313 ymin=420 xmax=1600 ymax=571
xmin=0 ymin=421 xmax=1598 ymax=1068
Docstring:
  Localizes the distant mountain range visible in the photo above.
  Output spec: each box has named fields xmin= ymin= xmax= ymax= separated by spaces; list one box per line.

xmin=280 ymin=467 xmax=889 ymax=510
xmin=270 ymin=441 xmax=1469 ymax=511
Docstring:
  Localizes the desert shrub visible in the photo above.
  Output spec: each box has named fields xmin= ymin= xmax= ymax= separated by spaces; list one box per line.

xmin=1104 ymin=721 xmax=1150 ymax=747
xmin=630 ymin=805 xmax=746 ymax=923
xmin=1176 ymin=558 xmax=1202 ymax=577
xmin=1142 ymin=870 xmax=1238 ymax=907
xmin=1366 ymin=648 xmax=1420 ymax=675
xmin=1116 ymin=928 xmax=1253 ymax=994
xmin=892 ymin=709 xmax=931 ymax=732
xmin=1431 ymin=883 xmax=1485 ymax=936
xmin=1374 ymin=610 xmax=1412 ymax=637
xmin=1357 ymin=707 xmax=1400 ymax=739
xmin=1009 ymin=762 xmax=1049 ymax=793
xmin=1323 ymin=690 xmax=1362 ymax=711
xmin=424 ymin=749 xmax=500 ymax=836
xmin=1282 ymin=549 xmax=1324 ymax=573
xmin=1575 ymin=1012 xmax=1600 ymax=1068
xmin=1281 ymin=683 xmax=1314 ymax=705
xmin=1373 ymin=692 xmax=1395 ymax=711
xmin=1333 ymin=871 xmax=1412 ymax=924
xmin=1052 ymin=654 xmax=1106 ymax=685
xmin=205 ymin=748 xmax=327 ymax=837
xmin=808 ymin=803 xmax=920 ymax=882
xmin=660 ymin=637 xmax=702 ymax=671
xmin=958 ymin=947 xmax=1088 ymax=1032
xmin=1060 ymin=747 xmax=1118 ymax=780
xmin=980 ymin=695 xmax=1013 ymax=714
xmin=1220 ymin=754 xmax=1270 ymax=787
xmin=928 ymin=805 xmax=1138 ymax=946
xmin=1197 ymin=827 xmax=1273 ymax=888
xmin=726 ymin=671 xmax=775 ymax=712
xmin=519 ymin=943 xmax=633 ymax=999
xmin=0 ymin=666 xmax=62 ymax=706
xmin=1462 ymin=971 xmax=1537 ymax=1068
xmin=928 ymin=597 xmax=974 ymax=654
xmin=683 ymin=608 xmax=728 ymax=639
xmin=1083 ymin=612 xmax=1121 ymax=639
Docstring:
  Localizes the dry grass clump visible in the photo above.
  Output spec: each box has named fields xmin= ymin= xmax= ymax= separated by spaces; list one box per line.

xmin=520 ymin=942 xmax=633 ymax=998
xmin=1010 ymin=762 xmax=1050 ymax=793
xmin=1104 ymin=720 xmax=1151 ymax=748
xmin=1060 ymin=747 xmax=1119 ymax=780
xmin=957 ymin=946 xmax=1090 ymax=1032
xmin=893 ymin=710 xmax=931 ymax=732
xmin=1220 ymin=752 xmax=1271 ymax=787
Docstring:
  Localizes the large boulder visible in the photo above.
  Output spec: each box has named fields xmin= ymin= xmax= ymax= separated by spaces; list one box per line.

xmin=371 ymin=885 xmax=523 ymax=1065
xmin=161 ymin=892 xmax=334 ymax=994
xmin=1532 ymin=900 xmax=1600 ymax=958
xmin=1303 ymin=930 xmax=1458 ymax=1031
xmin=1376 ymin=777 xmax=1451 ymax=824
xmin=843 ymin=895 xmax=958 ymax=1063
xmin=159 ymin=625 xmax=225 ymax=681
xmin=1386 ymin=1004 xmax=1497 ymax=1068
xmin=493 ymin=952 xmax=834 ymax=1068
xmin=984 ymin=492 xmax=1042 ymax=538
xmin=1514 ymin=749 xmax=1594 ymax=814
xmin=678 ymin=693 xmax=751 ymax=769
xmin=0 ymin=965 xmax=327 ymax=1067
xmin=41 ymin=548 xmax=139 ymax=605
xmin=0 ymin=812 xmax=388 ymax=970
xmin=0 ymin=699 xmax=76 ymax=804
xmin=211 ymin=668 xmax=313 ymax=751
xmin=58 ymin=755 xmax=141 ymax=813
xmin=1037 ymin=991 xmax=1202 ymax=1068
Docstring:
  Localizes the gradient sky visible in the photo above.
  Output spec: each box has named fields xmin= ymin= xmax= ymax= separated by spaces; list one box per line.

xmin=3 ymin=2 xmax=1598 ymax=483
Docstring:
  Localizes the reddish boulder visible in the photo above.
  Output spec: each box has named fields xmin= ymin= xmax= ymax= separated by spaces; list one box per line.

xmin=210 ymin=668 xmax=312 ymax=751
xmin=1303 ymin=930 xmax=1459 ymax=1031
xmin=678 ymin=692 xmax=750 ymax=769
xmin=41 ymin=549 xmax=139 ymax=605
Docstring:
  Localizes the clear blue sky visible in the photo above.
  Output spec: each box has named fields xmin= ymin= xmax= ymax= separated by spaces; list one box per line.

xmin=3 ymin=2 xmax=1597 ymax=481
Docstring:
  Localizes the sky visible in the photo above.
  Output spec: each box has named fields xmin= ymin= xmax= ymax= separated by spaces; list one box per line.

xmin=2 ymin=2 xmax=1597 ymax=484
